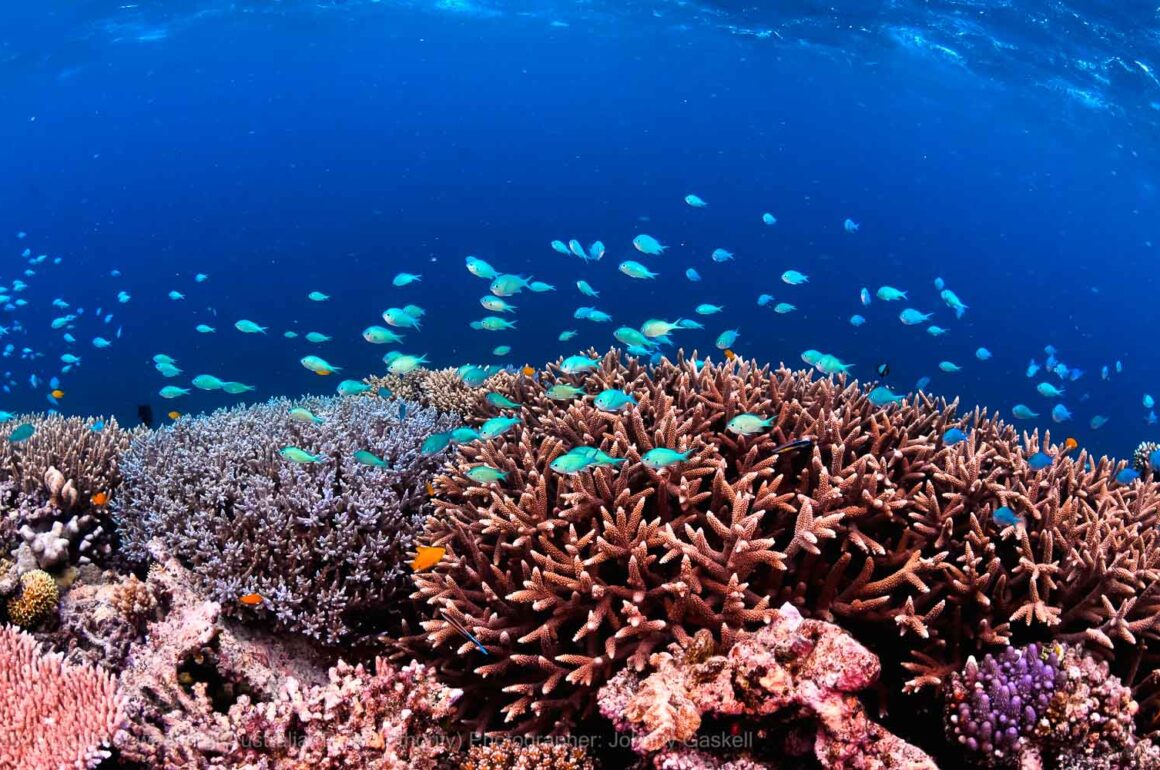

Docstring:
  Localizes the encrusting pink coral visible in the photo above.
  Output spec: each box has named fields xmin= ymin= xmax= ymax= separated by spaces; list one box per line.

xmin=0 ymin=623 xmax=125 ymax=770
xmin=597 ymin=602 xmax=937 ymax=769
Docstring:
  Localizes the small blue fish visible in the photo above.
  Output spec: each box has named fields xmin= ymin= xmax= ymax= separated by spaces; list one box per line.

xmin=867 ymin=386 xmax=902 ymax=408
xmin=1051 ymin=404 xmax=1072 ymax=423
xmin=991 ymin=506 xmax=1022 ymax=527
xmin=975 ymin=347 xmax=992 ymax=361
xmin=89 ymin=420 xmax=105 ymax=433
xmin=1116 ymin=468 xmax=1140 ymax=485
xmin=685 ymin=268 xmax=701 ymax=282
xmin=421 ymin=432 xmax=452 ymax=454
xmin=1012 ymin=405 xmax=1039 ymax=420
xmin=1027 ymin=452 xmax=1052 ymax=470
xmin=942 ymin=428 xmax=968 ymax=446
xmin=439 ymin=610 xmax=489 ymax=656
xmin=399 ymin=402 xmax=408 ymax=421
xmin=8 ymin=423 xmax=35 ymax=443
xmin=353 ymin=450 xmax=390 ymax=467
xmin=1149 ymin=448 xmax=1160 ymax=469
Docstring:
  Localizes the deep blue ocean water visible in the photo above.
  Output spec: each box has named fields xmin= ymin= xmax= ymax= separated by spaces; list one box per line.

xmin=0 ymin=0 xmax=1158 ymax=460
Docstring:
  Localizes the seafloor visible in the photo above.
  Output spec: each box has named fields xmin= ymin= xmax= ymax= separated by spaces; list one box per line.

xmin=1 ymin=350 xmax=1157 ymax=770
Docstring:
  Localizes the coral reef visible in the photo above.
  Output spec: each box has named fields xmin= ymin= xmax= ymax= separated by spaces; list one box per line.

xmin=408 ymin=350 xmax=1160 ymax=733
xmin=1134 ymin=440 xmax=1159 ymax=475
xmin=5 ymin=568 xmax=58 ymax=627
xmin=224 ymin=658 xmax=463 ymax=770
xmin=460 ymin=738 xmax=596 ymax=770
xmin=115 ymin=395 xmax=458 ymax=644
xmin=945 ymin=642 xmax=1149 ymax=768
xmin=598 ymin=602 xmax=935 ymax=768
xmin=366 ymin=366 xmax=516 ymax=416
xmin=0 ymin=414 xmax=134 ymax=571
xmin=0 ymin=623 xmax=125 ymax=770
xmin=39 ymin=566 xmax=159 ymax=672
xmin=113 ymin=545 xmax=463 ymax=769
xmin=114 ymin=546 xmax=330 ymax=768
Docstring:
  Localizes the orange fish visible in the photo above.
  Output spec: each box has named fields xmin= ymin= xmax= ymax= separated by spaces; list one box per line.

xmin=411 ymin=545 xmax=446 ymax=571
xmin=1063 ymin=437 xmax=1078 ymax=452
xmin=425 ymin=481 xmax=436 ymax=497
xmin=91 ymin=491 xmax=109 ymax=507
xmin=50 ymin=389 xmax=64 ymax=399
xmin=521 ymin=365 xmax=535 ymax=377
xmin=723 ymin=349 xmax=736 ymax=362
xmin=168 ymin=411 xmax=182 ymax=420
xmin=238 ymin=593 xmax=264 ymax=607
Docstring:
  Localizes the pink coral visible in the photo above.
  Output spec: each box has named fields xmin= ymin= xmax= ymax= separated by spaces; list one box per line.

xmin=598 ymin=602 xmax=937 ymax=769
xmin=0 ymin=624 xmax=125 ymax=770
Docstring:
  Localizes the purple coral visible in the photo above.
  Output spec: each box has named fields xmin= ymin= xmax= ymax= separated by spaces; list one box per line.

xmin=945 ymin=643 xmax=1065 ymax=762
xmin=114 ymin=395 xmax=457 ymax=645
xmin=945 ymin=642 xmax=1147 ymax=767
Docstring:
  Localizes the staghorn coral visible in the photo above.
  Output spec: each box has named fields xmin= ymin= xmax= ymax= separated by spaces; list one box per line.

xmin=460 ymin=738 xmax=596 ymax=770
xmin=407 ymin=349 xmax=1160 ymax=734
xmin=0 ymin=414 xmax=135 ymax=570
xmin=223 ymin=658 xmax=464 ymax=770
xmin=366 ymin=366 xmax=516 ymax=416
xmin=5 ymin=568 xmax=58 ymax=627
xmin=115 ymin=395 xmax=457 ymax=644
xmin=0 ymin=623 xmax=125 ymax=770
xmin=0 ymin=414 xmax=133 ymax=500
xmin=597 ymin=602 xmax=937 ymax=768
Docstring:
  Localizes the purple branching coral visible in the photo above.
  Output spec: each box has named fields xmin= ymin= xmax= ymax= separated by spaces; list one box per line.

xmin=945 ymin=642 xmax=1148 ymax=768
xmin=114 ymin=395 xmax=458 ymax=645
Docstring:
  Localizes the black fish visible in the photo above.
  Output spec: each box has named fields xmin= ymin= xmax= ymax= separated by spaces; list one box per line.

xmin=137 ymin=404 xmax=154 ymax=428
xmin=770 ymin=437 xmax=815 ymax=455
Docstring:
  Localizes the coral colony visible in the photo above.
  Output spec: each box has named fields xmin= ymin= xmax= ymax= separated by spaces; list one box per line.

xmin=0 ymin=350 xmax=1158 ymax=769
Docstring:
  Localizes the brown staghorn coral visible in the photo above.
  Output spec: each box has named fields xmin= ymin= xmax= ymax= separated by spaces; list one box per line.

xmin=366 ymin=366 xmax=516 ymax=416
xmin=0 ymin=414 xmax=135 ymax=570
xmin=407 ymin=349 xmax=1160 ymax=735
xmin=0 ymin=623 xmax=125 ymax=770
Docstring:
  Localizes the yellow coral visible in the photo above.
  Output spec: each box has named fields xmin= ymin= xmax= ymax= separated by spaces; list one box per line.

xmin=7 ymin=569 xmax=59 ymax=627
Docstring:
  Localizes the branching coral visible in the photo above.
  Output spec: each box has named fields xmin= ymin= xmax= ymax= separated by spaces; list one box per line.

xmin=0 ymin=415 xmax=134 ymax=570
xmin=366 ymin=367 xmax=515 ymax=416
xmin=945 ymin=642 xmax=1150 ymax=768
xmin=0 ymin=623 xmax=125 ymax=770
xmin=224 ymin=658 xmax=463 ymax=770
xmin=115 ymin=395 xmax=458 ymax=645
xmin=597 ymin=602 xmax=937 ymax=768
xmin=407 ymin=350 xmax=1160 ymax=733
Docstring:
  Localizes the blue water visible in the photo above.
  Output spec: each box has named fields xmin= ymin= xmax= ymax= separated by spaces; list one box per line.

xmin=0 ymin=0 xmax=1158 ymax=459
